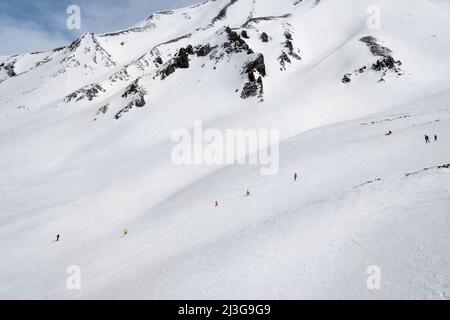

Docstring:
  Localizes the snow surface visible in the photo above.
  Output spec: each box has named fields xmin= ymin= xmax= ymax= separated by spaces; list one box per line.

xmin=0 ymin=0 xmax=449 ymax=299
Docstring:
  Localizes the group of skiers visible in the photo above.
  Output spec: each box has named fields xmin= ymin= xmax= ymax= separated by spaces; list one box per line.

xmin=54 ymin=128 xmax=442 ymax=243
xmin=214 ymin=172 xmax=300 ymax=208
xmin=425 ymin=134 xmax=438 ymax=144
xmin=55 ymin=172 xmax=301 ymax=241
xmin=386 ymin=131 xmax=438 ymax=144
xmin=56 ymin=229 xmax=129 ymax=242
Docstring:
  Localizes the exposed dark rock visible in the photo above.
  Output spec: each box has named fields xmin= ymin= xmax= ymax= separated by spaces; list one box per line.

xmin=96 ymin=104 xmax=109 ymax=115
xmin=241 ymin=82 xmax=259 ymax=99
xmin=135 ymin=97 xmax=146 ymax=107
xmin=223 ymin=26 xmax=250 ymax=54
xmin=285 ymin=40 xmax=294 ymax=52
xmin=64 ymin=84 xmax=105 ymax=102
xmin=212 ymin=0 xmax=239 ymax=24
xmin=342 ymin=74 xmax=352 ymax=84
xmin=114 ymin=98 xmax=146 ymax=120
xmin=164 ymin=64 xmax=176 ymax=78
xmin=115 ymin=80 xmax=147 ymax=119
xmin=405 ymin=164 xmax=450 ymax=177
xmin=186 ymin=45 xmax=195 ymax=55
xmin=241 ymin=54 xmax=266 ymax=101
xmin=175 ymin=47 xmax=191 ymax=69
xmin=122 ymin=80 xmax=142 ymax=98
xmin=261 ymin=32 xmax=269 ymax=42
xmin=284 ymin=31 xmax=293 ymax=40
xmin=241 ymin=14 xmax=292 ymax=28
xmin=63 ymin=33 xmax=116 ymax=68
xmin=94 ymin=104 xmax=110 ymax=120
xmin=372 ymin=56 xmax=400 ymax=71
xmin=161 ymin=45 xmax=197 ymax=79
xmin=243 ymin=53 xmax=266 ymax=77
xmin=343 ymin=37 xmax=403 ymax=84
xmin=3 ymin=63 xmax=17 ymax=77
xmin=52 ymin=46 xmax=66 ymax=52
xmin=154 ymin=56 xmax=163 ymax=65
xmin=281 ymin=39 xmax=301 ymax=62
xmin=360 ymin=36 xmax=392 ymax=57
xmin=195 ymin=44 xmax=214 ymax=57
xmin=278 ymin=52 xmax=291 ymax=70
xmin=109 ymin=69 xmax=130 ymax=82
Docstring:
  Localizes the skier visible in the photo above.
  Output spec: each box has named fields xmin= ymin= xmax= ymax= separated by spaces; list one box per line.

xmin=425 ymin=135 xmax=430 ymax=144
xmin=245 ymin=190 xmax=251 ymax=197
xmin=215 ymin=201 xmax=219 ymax=208
xmin=294 ymin=172 xmax=298 ymax=181
xmin=122 ymin=229 xmax=129 ymax=237
xmin=385 ymin=130 xmax=393 ymax=136
xmin=56 ymin=234 xmax=60 ymax=242
xmin=434 ymin=134 xmax=438 ymax=142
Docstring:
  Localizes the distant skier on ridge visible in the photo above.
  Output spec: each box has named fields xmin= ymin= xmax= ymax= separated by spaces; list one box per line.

xmin=294 ymin=172 xmax=299 ymax=181
xmin=425 ymin=135 xmax=430 ymax=144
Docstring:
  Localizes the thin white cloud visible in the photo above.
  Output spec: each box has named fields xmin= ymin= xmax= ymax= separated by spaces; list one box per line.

xmin=0 ymin=0 xmax=200 ymax=56
xmin=0 ymin=16 xmax=69 ymax=55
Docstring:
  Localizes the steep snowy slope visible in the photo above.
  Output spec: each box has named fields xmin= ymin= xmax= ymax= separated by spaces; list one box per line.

xmin=0 ymin=0 xmax=449 ymax=299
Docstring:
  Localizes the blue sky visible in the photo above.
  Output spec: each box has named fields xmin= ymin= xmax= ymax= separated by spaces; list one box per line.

xmin=0 ymin=0 xmax=199 ymax=56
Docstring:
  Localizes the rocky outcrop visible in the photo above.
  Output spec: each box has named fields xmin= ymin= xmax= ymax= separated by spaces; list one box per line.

xmin=195 ymin=44 xmax=215 ymax=57
xmin=211 ymin=0 xmax=239 ymax=24
xmin=1 ymin=62 xmax=17 ymax=77
xmin=342 ymin=36 xmax=403 ymax=84
xmin=243 ymin=53 xmax=266 ymax=77
xmin=241 ymin=54 xmax=266 ymax=101
xmin=261 ymin=32 xmax=269 ymax=42
xmin=153 ymin=56 xmax=163 ymax=66
xmin=241 ymin=76 xmax=264 ymax=100
xmin=62 ymin=33 xmax=116 ymax=69
xmin=115 ymin=80 xmax=147 ymax=119
xmin=93 ymin=104 xmax=110 ymax=121
xmin=64 ymin=84 xmax=105 ymax=102
xmin=223 ymin=27 xmax=252 ymax=55
xmin=161 ymin=45 xmax=196 ymax=79
xmin=278 ymin=30 xmax=301 ymax=70
xmin=0 ymin=61 xmax=18 ymax=83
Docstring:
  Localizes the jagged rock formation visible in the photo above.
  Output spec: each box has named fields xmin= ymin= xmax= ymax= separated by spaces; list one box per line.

xmin=64 ymin=84 xmax=106 ymax=102
xmin=241 ymin=54 xmax=266 ymax=100
xmin=342 ymin=36 xmax=403 ymax=84
xmin=62 ymin=33 xmax=116 ymax=70
xmin=115 ymin=80 xmax=147 ymax=119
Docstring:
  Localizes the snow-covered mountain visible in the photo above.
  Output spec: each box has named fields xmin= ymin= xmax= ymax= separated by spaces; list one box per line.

xmin=1 ymin=0 xmax=450 ymax=299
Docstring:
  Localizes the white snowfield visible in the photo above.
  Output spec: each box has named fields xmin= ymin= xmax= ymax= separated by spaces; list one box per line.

xmin=1 ymin=0 xmax=450 ymax=299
